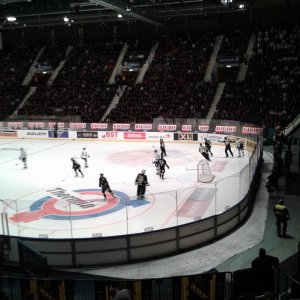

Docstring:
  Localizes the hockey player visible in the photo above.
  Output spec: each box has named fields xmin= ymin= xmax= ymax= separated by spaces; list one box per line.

xmin=153 ymin=149 xmax=161 ymax=175
xmin=160 ymin=139 xmax=167 ymax=156
xmin=135 ymin=169 xmax=149 ymax=197
xmin=71 ymin=157 xmax=84 ymax=177
xmin=99 ymin=173 xmax=115 ymax=199
xmin=236 ymin=138 xmax=245 ymax=157
xmin=19 ymin=148 xmax=27 ymax=169
xmin=199 ymin=143 xmax=211 ymax=161
xmin=222 ymin=137 xmax=233 ymax=157
xmin=157 ymin=154 xmax=170 ymax=179
xmin=204 ymin=137 xmax=213 ymax=156
xmin=81 ymin=147 xmax=89 ymax=168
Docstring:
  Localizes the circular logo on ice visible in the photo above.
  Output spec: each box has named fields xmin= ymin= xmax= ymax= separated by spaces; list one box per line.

xmin=10 ymin=188 xmax=149 ymax=223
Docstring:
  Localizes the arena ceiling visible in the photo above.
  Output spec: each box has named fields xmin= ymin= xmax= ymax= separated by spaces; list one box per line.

xmin=0 ymin=0 xmax=297 ymax=30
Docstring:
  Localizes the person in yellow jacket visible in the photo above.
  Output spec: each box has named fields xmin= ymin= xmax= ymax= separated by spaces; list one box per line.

xmin=273 ymin=199 xmax=290 ymax=237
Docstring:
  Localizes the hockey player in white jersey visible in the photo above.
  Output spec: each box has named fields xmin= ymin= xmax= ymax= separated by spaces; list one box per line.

xmin=199 ymin=143 xmax=211 ymax=161
xmin=153 ymin=149 xmax=161 ymax=175
xmin=236 ymin=138 xmax=245 ymax=157
xmin=19 ymin=148 xmax=27 ymax=169
xmin=81 ymin=147 xmax=89 ymax=168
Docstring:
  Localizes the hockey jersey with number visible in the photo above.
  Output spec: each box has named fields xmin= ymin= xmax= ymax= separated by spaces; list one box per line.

xmin=135 ymin=173 xmax=148 ymax=186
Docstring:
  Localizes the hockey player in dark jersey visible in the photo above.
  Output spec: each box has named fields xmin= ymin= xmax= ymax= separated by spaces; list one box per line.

xmin=99 ymin=173 xmax=115 ymax=199
xmin=204 ymin=137 xmax=213 ymax=156
xmin=157 ymin=154 xmax=170 ymax=179
xmin=135 ymin=169 xmax=149 ymax=197
xmin=199 ymin=143 xmax=211 ymax=161
xmin=71 ymin=157 xmax=84 ymax=177
xmin=160 ymin=139 xmax=167 ymax=156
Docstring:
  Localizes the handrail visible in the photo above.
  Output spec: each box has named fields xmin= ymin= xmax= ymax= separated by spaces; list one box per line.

xmin=275 ymin=263 xmax=300 ymax=300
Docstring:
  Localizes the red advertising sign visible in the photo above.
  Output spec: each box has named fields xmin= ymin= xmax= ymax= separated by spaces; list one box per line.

xmin=91 ymin=123 xmax=108 ymax=130
xmin=134 ymin=124 xmax=153 ymax=130
xmin=124 ymin=132 xmax=146 ymax=140
xmin=8 ymin=122 xmax=24 ymax=128
xmin=158 ymin=124 xmax=177 ymax=131
xmin=181 ymin=125 xmax=192 ymax=132
xmin=242 ymin=127 xmax=263 ymax=134
xmin=28 ymin=122 xmax=45 ymax=129
xmin=69 ymin=123 xmax=86 ymax=129
xmin=113 ymin=123 xmax=131 ymax=130
xmin=215 ymin=125 xmax=236 ymax=133
xmin=48 ymin=122 xmax=65 ymax=128
xmin=198 ymin=125 xmax=209 ymax=132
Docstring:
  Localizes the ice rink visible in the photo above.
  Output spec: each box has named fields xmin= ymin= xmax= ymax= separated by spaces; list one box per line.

xmin=0 ymin=138 xmax=251 ymax=239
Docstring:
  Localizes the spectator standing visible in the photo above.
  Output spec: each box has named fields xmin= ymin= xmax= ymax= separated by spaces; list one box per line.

xmin=251 ymin=248 xmax=279 ymax=296
xmin=273 ymin=199 xmax=290 ymax=237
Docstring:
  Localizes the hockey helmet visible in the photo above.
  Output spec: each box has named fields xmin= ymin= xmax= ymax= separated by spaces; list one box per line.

xmin=20 ymin=147 xmax=23 ymax=150
xmin=83 ymin=147 xmax=86 ymax=150
xmin=100 ymin=173 xmax=103 ymax=176
xmin=199 ymin=143 xmax=202 ymax=146
xmin=154 ymin=149 xmax=157 ymax=152
xmin=141 ymin=169 xmax=146 ymax=174
xmin=204 ymin=137 xmax=207 ymax=140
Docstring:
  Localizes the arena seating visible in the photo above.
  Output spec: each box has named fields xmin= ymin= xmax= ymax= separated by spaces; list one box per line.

xmin=0 ymin=46 xmax=40 ymax=119
xmin=256 ymin=26 xmax=300 ymax=128
xmin=18 ymin=41 xmax=122 ymax=120
xmin=106 ymin=33 xmax=217 ymax=122
xmin=0 ymin=27 xmax=297 ymax=129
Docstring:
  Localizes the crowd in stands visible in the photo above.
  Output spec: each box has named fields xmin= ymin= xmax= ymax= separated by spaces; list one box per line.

xmin=265 ymin=127 xmax=293 ymax=193
xmin=213 ymin=81 xmax=260 ymax=124
xmin=0 ymin=27 xmax=299 ymax=129
xmin=18 ymin=41 xmax=122 ymax=121
xmin=257 ymin=26 xmax=300 ymax=128
xmin=0 ymin=46 xmax=40 ymax=119
xmin=218 ymin=29 xmax=250 ymax=59
xmin=106 ymin=33 xmax=216 ymax=122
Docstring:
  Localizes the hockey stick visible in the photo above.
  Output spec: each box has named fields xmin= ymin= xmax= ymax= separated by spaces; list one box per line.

xmin=185 ymin=168 xmax=198 ymax=171
xmin=61 ymin=169 xmax=73 ymax=181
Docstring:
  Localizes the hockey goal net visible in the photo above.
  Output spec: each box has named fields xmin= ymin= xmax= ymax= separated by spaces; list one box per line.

xmin=197 ymin=159 xmax=215 ymax=183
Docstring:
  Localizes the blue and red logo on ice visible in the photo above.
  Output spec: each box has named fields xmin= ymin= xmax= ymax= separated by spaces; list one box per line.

xmin=10 ymin=187 xmax=150 ymax=223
